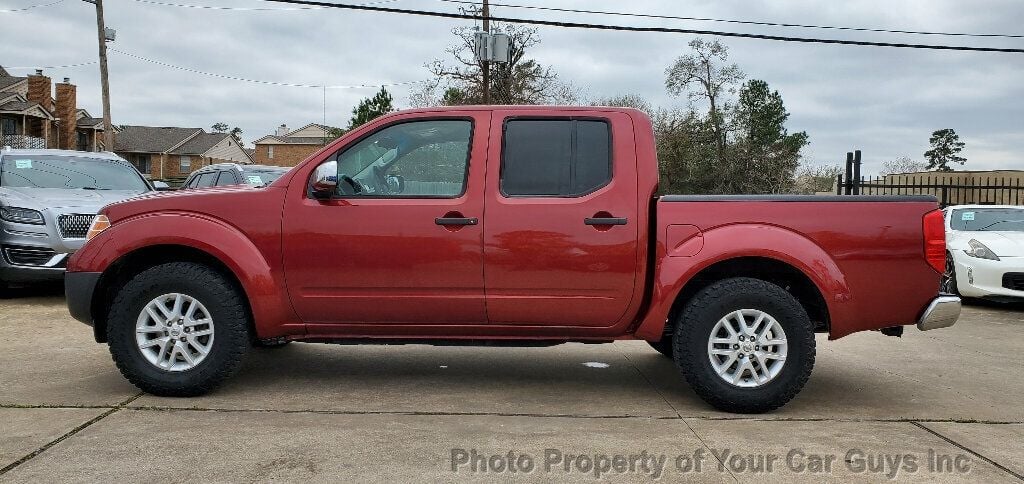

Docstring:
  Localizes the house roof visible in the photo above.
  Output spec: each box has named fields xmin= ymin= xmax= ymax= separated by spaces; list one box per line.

xmin=77 ymin=117 xmax=104 ymax=128
xmin=169 ymin=132 xmax=232 ymax=155
xmin=114 ymin=126 xmax=202 ymax=153
xmin=253 ymin=135 xmax=330 ymax=145
xmin=0 ymin=91 xmax=21 ymax=104
xmin=0 ymin=100 xmax=53 ymax=119
xmin=0 ymin=74 xmax=25 ymax=91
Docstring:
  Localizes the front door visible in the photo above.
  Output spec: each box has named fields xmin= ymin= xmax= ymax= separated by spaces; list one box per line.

xmin=282 ymin=112 xmax=489 ymax=325
xmin=483 ymin=111 xmax=640 ymax=327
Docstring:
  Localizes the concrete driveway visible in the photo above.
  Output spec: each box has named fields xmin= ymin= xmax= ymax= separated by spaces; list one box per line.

xmin=1 ymin=290 xmax=1022 ymax=482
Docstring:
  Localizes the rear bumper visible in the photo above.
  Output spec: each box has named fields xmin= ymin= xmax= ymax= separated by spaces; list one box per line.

xmin=917 ymin=295 xmax=961 ymax=331
xmin=65 ymin=271 xmax=101 ymax=327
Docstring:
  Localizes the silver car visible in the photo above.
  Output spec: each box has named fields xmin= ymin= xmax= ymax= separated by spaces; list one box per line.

xmin=0 ymin=148 xmax=154 ymax=286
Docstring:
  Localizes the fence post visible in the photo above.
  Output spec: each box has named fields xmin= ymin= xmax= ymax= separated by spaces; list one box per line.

xmin=836 ymin=174 xmax=843 ymax=195
xmin=853 ymin=150 xmax=862 ymax=195
xmin=941 ymin=186 xmax=948 ymax=207
xmin=844 ymin=152 xmax=854 ymax=195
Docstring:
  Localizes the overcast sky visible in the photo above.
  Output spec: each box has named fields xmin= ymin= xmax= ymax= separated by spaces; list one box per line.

xmin=2 ymin=0 xmax=1022 ymax=174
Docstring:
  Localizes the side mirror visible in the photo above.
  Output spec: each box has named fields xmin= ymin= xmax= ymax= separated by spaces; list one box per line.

xmin=311 ymin=161 xmax=339 ymax=199
xmin=152 ymin=181 xmax=172 ymax=191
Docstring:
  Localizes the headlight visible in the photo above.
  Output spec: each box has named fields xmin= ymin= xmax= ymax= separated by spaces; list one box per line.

xmin=965 ymin=239 xmax=999 ymax=261
xmin=0 ymin=206 xmax=45 ymax=225
xmin=86 ymin=215 xmax=111 ymax=241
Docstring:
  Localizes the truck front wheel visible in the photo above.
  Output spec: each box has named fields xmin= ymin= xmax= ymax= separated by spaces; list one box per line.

xmin=106 ymin=262 xmax=251 ymax=397
xmin=673 ymin=277 xmax=815 ymax=413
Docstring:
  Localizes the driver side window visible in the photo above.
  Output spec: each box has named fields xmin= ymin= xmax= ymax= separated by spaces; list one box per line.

xmin=318 ymin=119 xmax=473 ymax=198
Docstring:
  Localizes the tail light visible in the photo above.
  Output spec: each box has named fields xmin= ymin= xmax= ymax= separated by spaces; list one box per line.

xmin=923 ymin=210 xmax=946 ymax=274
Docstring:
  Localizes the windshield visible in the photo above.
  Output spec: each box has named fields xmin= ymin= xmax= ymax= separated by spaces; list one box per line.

xmin=241 ymin=167 xmax=288 ymax=187
xmin=950 ymin=208 xmax=1024 ymax=232
xmin=0 ymin=155 xmax=149 ymax=191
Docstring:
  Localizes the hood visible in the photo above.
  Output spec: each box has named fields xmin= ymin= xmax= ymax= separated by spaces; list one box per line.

xmin=949 ymin=230 xmax=1024 ymax=257
xmin=0 ymin=186 xmax=149 ymax=212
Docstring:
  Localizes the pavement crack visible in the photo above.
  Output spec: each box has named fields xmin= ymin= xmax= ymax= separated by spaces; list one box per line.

xmin=614 ymin=347 xmax=739 ymax=482
xmin=911 ymin=421 xmax=1024 ymax=481
xmin=0 ymin=392 xmax=144 ymax=477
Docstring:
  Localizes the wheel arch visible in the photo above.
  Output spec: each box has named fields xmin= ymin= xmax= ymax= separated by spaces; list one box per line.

xmin=662 ymin=257 xmax=831 ymax=340
xmin=90 ymin=245 xmax=252 ymax=343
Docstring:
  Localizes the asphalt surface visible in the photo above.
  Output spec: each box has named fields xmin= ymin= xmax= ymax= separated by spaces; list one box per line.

xmin=1 ymin=288 xmax=1022 ymax=482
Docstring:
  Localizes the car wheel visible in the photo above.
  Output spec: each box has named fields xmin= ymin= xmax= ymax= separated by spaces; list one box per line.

xmin=107 ymin=262 xmax=250 ymax=397
xmin=673 ymin=277 xmax=815 ymax=413
xmin=942 ymin=252 xmax=960 ymax=296
xmin=647 ymin=338 xmax=674 ymax=358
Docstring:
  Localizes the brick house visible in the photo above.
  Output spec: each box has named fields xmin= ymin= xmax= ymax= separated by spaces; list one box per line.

xmin=0 ymin=67 xmax=106 ymax=151
xmin=252 ymin=123 xmax=338 ymax=167
xmin=114 ymin=126 xmax=252 ymax=180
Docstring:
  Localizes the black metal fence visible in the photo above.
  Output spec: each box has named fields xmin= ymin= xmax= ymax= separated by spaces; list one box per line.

xmin=835 ymin=150 xmax=1024 ymax=207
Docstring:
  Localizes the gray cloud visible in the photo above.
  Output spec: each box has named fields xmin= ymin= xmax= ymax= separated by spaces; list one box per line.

xmin=2 ymin=0 xmax=1021 ymax=174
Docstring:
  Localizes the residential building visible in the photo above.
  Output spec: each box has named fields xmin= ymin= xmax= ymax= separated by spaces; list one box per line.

xmin=114 ymin=126 xmax=252 ymax=180
xmin=0 ymin=67 xmax=106 ymax=151
xmin=252 ymin=123 xmax=338 ymax=167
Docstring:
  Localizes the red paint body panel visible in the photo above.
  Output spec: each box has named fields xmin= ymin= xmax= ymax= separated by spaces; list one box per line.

xmin=67 ymin=106 xmax=942 ymax=343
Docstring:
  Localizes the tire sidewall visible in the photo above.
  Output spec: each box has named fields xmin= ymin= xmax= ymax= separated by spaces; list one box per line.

xmin=674 ymin=278 xmax=814 ymax=412
xmin=108 ymin=264 xmax=247 ymax=390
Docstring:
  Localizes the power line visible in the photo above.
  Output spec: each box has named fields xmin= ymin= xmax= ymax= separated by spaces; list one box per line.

xmin=108 ymin=47 xmax=426 ymax=89
xmin=435 ymin=0 xmax=1024 ymax=40
xmin=3 ymin=60 xmax=99 ymax=69
xmin=259 ymin=0 xmax=1024 ymax=54
xmin=127 ymin=0 xmax=400 ymax=11
xmin=0 ymin=0 xmax=65 ymax=13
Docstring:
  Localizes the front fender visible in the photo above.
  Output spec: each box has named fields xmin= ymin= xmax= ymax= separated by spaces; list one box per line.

xmin=634 ymin=223 xmax=853 ymax=340
xmin=68 ymin=211 xmax=297 ymax=338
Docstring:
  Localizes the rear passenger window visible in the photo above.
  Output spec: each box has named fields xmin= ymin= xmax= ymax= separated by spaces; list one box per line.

xmin=501 ymin=119 xmax=611 ymax=197
xmin=215 ymin=172 xmax=237 ymax=186
xmin=194 ymin=172 xmax=217 ymax=188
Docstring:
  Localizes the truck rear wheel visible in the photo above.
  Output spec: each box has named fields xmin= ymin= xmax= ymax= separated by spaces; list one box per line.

xmin=106 ymin=262 xmax=251 ymax=397
xmin=673 ymin=277 xmax=815 ymax=413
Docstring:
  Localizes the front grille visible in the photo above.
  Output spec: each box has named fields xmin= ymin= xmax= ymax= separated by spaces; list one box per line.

xmin=3 ymin=245 xmax=56 ymax=267
xmin=58 ymin=214 xmax=95 ymax=239
xmin=1001 ymin=272 xmax=1024 ymax=291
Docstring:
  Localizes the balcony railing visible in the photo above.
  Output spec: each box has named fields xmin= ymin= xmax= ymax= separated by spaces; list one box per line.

xmin=1 ymin=134 xmax=47 ymax=149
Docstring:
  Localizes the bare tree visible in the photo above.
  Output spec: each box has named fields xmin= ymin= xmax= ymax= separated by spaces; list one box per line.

xmin=418 ymin=13 xmax=578 ymax=106
xmin=879 ymin=156 xmax=927 ymax=176
xmin=592 ymin=94 xmax=653 ymax=116
xmin=794 ymin=164 xmax=843 ymax=194
xmin=665 ymin=39 xmax=745 ymax=164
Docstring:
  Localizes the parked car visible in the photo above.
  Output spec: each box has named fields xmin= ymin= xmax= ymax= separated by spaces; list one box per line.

xmin=180 ymin=163 xmax=289 ymax=189
xmin=65 ymin=107 xmax=959 ymax=413
xmin=0 ymin=148 xmax=153 ymax=286
xmin=943 ymin=204 xmax=1024 ymax=300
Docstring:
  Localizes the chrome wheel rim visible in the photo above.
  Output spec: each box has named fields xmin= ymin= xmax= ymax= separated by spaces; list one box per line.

xmin=707 ymin=309 xmax=788 ymax=388
xmin=135 ymin=293 xmax=215 ymax=372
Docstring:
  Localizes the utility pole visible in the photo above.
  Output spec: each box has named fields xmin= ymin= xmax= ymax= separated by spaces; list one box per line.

xmin=86 ymin=0 xmax=114 ymax=151
xmin=481 ymin=0 xmax=490 ymax=104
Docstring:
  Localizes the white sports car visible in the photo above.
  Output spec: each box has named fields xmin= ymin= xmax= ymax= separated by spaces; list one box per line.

xmin=944 ymin=205 xmax=1024 ymax=300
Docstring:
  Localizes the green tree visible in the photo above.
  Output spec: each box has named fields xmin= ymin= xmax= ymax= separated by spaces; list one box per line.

xmin=731 ymin=79 xmax=809 ymax=193
xmin=348 ymin=87 xmax=395 ymax=131
xmin=211 ymin=122 xmax=244 ymax=147
xmin=924 ymin=129 xmax=966 ymax=172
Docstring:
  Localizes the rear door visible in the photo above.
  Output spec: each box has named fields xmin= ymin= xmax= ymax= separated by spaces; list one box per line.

xmin=482 ymin=111 xmax=640 ymax=327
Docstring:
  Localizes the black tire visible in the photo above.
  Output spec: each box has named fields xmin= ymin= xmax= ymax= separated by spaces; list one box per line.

xmin=647 ymin=338 xmax=674 ymax=358
xmin=673 ymin=277 xmax=815 ymax=413
xmin=942 ymin=252 xmax=960 ymax=296
xmin=107 ymin=262 xmax=251 ymax=397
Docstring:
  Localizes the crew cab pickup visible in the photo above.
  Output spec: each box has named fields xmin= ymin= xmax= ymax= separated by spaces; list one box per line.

xmin=65 ymin=106 xmax=960 ymax=413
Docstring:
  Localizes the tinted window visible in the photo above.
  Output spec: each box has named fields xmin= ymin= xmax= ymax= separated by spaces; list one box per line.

xmin=0 ymin=155 xmax=148 ymax=191
xmin=194 ymin=172 xmax=218 ymax=188
xmin=501 ymin=119 xmax=611 ymax=197
xmin=215 ymin=171 xmax=237 ymax=186
xmin=321 ymin=119 xmax=472 ymax=198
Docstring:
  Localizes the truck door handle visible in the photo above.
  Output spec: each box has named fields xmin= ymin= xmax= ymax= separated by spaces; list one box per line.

xmin=435 ymin=217 xmax=478 ymax=226
xmin=584 ymin=217 xmax=628 ymax=226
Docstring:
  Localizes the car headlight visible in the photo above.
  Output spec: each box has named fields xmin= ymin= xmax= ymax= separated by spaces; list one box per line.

xmin=86 ymin=215 xmax=110 ymax=241
xmin=965 ymin=239 xmax=999 ymax=261
xmin=0 ymin=206 xmax=45 ymax=225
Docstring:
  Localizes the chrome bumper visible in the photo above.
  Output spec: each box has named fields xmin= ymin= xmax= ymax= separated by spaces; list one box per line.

xmin=917 ymin=296 xmax=961 ymax=331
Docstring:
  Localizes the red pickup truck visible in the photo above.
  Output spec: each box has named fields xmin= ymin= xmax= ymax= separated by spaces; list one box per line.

xmin=65 ymin=106 xmax=960 ymax=413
